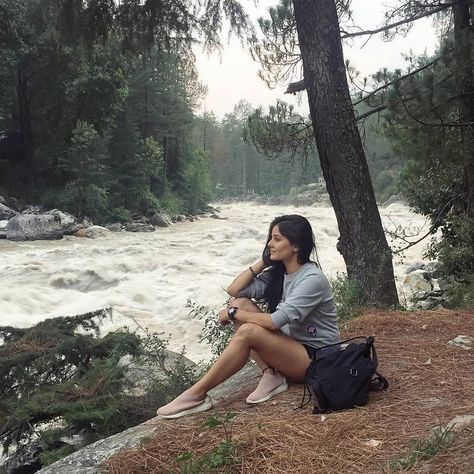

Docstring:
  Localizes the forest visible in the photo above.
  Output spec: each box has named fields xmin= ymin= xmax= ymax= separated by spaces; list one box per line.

xmin=0 ymin=0 xmax=402 ymax=223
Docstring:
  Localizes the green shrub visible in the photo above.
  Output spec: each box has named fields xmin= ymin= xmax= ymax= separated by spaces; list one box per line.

xmin=424 ymin=217 xmax=474 ymax=309
xmin=331 ymin=273 xmax=361 ymax=323
xmin=108 ymin=206 xmax=131 ymax=223
xmin=159 ymin=188 xmax=185 ymax=215
xmin=187 ymin=300 xmax=234 ymax=360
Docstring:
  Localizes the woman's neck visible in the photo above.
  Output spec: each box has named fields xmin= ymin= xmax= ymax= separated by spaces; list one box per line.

xmin=284 ymin=258 xmax=303 ymax=275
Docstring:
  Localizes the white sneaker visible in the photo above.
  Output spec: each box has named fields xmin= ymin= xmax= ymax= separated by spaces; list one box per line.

xmin=246 ymin=370 xmax=288 ymax=404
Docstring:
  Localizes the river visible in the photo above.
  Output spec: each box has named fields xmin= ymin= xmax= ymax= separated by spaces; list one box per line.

xmin=0 ymin=201 xmax=430 ymax=361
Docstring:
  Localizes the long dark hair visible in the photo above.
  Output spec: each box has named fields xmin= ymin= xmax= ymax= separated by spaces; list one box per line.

xmin=262 ymin=215 xmax=318 ymax=312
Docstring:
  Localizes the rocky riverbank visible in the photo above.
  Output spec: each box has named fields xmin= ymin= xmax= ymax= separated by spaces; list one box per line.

xmin=0 ymin=195 xmax=220 ymax=242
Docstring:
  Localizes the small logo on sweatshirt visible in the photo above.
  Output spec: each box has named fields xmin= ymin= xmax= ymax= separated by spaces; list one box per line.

xmin=307 ymin=325 xmax=317 ymax=336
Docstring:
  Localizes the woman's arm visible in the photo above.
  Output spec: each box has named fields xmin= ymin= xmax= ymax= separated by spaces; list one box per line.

xmin=218 ymin=307 xmax=277 ymax=331
xmin=226 ymin=259 xmax=266 ymax=297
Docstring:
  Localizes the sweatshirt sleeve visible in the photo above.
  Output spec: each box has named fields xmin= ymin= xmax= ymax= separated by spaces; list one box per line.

xmin=271 ymin=273 xmax=327 ymax=329
xmin=236 ymin=271 xmax=270 ymax=300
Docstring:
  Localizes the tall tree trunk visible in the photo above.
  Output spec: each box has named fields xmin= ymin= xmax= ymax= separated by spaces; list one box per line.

xmin=292 ymin=0 xmax=399 ymax=306
xmin=16 ymin=62 xmax=36 ymax=197
xmin=453 ymin=0 xmax=474 ymax=219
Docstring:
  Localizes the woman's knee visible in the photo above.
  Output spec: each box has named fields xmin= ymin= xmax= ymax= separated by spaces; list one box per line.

xmin=232 ymin=297 xmax=260 ymax=312
xmin=235 ymin=322 xmax=265 ymax=343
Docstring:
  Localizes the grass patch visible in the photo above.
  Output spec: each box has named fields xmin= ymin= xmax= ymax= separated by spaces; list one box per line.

xmin=389 ymin=426 xmax=454 ymax=471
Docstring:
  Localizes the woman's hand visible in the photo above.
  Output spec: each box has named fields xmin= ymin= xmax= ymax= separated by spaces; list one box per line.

xmin=218 ymin=308 xmax=231 ymax=326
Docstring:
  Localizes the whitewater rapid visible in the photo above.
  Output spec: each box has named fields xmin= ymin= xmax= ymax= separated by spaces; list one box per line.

xmin=0 ymin=202 xmax=430 ymax=361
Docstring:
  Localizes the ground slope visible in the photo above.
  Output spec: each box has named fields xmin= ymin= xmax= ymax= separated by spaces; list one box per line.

xmin=104 ymin=309 xmax=474 ymax=473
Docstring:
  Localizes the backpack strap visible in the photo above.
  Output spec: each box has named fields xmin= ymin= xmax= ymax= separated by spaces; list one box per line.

xmin=311 ymin=336 xmax=371 ymax=360
xmin=295 ymin=380 xmax=312 ymax=410
xmin=371 ymin=370 xmax=389 ymax=391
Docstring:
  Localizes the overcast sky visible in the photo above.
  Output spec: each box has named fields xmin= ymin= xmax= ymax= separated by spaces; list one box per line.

xmin=195 ymin=0 xmax=439 ymax=118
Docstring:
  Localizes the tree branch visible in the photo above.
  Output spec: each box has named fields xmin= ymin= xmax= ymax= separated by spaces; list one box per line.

xmin=340 ymin=4 xmax=454 ymax=39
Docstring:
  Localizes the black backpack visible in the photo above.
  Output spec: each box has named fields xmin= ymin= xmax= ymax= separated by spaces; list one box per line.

xmin=301 ymin=336 xmax=389 ymax=413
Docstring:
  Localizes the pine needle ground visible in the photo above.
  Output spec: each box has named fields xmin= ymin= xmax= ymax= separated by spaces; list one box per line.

xmin=103 ymin=309 xmax=474 ymax=473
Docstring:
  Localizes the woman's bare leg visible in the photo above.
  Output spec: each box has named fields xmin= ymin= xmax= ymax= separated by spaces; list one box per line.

xmin=189 ymin=322 xmax=311 ymax=397
xmin=231 ymin=298 xmax=270 ymax=371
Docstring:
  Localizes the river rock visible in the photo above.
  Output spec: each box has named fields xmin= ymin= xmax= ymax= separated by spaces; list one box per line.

xmin=105 ymin=223 xmax=123 ymax=232
xmin=125 ymin=222 xmax=155 ymax=232
xmin=0 ymin=202 xmax=16 ymax=220
xmin=44 ymin=209 xmax=83 ymax=235
xmin=149 ymin=212 xmax=172 ymax=227
xmin=0 ymin=220 xmax=8 ymax=239
xmin=6 ymin=214 xmax=64 ymax=241
xmin=405 ymin=261 xmax=426 ymax=274
xmin=121 ymin=350 xmax=196 ymax=396
xmin=21 ymin=205 xmax=45 ymax=214
xmin=74 ymin=226 xmax=110 ymax=239
xmin=417 ymin=296 xmax=445 ymax=310
xmin=402 ymin=270 xmax=432 ymax=292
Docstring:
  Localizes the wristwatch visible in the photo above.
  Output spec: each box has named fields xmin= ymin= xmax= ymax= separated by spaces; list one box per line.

xmin=227 ymin=306 xmax=238 ymax=321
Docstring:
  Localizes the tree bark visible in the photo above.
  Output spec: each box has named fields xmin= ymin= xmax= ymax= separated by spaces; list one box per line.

xmin=292 ymin=0 xmax=399 ymax=306
xmin=453 ymin=0 xmax=474 ymax=219
xmin=16 ymin=61 xmax=36 ymax=197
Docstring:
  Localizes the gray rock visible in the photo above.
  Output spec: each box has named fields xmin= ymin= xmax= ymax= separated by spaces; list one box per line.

xmin=105 ymin=223 xmax=123 ymax=232
xmin=405 ymin=261 xmax=426 ymax=274
xmin=21 ymin=205 xmax=44 ymax=214
xmin=414 ymin=290 xmax=429 ymax=300
xmin=74 ymin=226 xmax=110 ymax=239
xmin=6 ymin=214 xmax=64 ymax=241
xmin=417 ymin=297 xmax=445 ymax=310
xmin=0 ymin=220 xmax=8 ymax=239
xmin=149 ymin=212 xmax=172 ymax=227
xmin=445 ymin=414 xmax=474 ymax=431
xmin=0 ymin=202 xmax=16 ymax=220
xmin=44 ymin=209 xmax=82 ymax=235
xmin=447 ymin=335 xmax=472 ymax=350
xmin=126 ymin=222 xmax=155 ymax=233
xmin=424 ymin=261 xmax=440 ymax=276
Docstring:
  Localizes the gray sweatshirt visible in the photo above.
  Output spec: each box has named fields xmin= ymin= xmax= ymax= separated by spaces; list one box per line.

xmin=238 ymin=262 xmax=340 ymax=349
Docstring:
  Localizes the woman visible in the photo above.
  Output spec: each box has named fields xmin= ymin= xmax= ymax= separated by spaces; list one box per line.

xmin=157 ymin=214 xmax=340 ymax=418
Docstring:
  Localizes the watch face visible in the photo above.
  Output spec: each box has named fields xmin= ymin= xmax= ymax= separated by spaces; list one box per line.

xmin=228 ymin=307 xmax=237 ymax=320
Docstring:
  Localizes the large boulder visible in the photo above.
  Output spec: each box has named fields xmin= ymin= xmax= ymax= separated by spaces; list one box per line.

xmin=400 ymin=263 xmax=446 ymax=310
xmin=6 ymin=214 xmax=64 ymax=241
xmin=0 ymin=202 xmax=16 ymax=220
xmin=149 ymin=212 xmax=172 ymax=227
xmin=44 ymin=209 xmax=83 ymax=235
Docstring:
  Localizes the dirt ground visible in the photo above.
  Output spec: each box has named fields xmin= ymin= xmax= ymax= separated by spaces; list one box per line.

xmin=104 ymin=309 xmax=474 ymax=473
